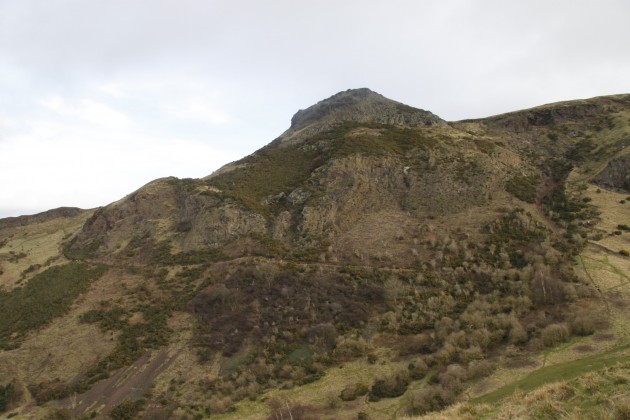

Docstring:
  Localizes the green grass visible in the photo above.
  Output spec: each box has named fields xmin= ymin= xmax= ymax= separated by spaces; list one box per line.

xmin=473 ymin=345 xmax=630 ymax=405
xmin=0 ymin=262 xmax=108 ymax=349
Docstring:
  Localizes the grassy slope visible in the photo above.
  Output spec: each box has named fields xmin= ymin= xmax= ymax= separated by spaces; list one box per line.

xmin=0 ymin=210 xmax=93 ymax=291
xmin=410 ymin=361 xmax=630 ymax=419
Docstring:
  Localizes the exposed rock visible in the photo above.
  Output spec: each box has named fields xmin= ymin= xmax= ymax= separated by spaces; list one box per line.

xmin=181 ymin=203 xmax=266 ymax=249
xmin=278 ymin=88 xmax=443 ymax=145
xmin=592 ymin=153 xmax=630 ymax=192
xmin=475 ymin=94 xmax=630 ymax=133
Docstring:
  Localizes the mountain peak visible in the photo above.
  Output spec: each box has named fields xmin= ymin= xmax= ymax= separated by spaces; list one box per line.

xmin=290 ymin=88 xmax=442 ymax=129
xmin=280 ymin=88 xmax=443 ymax=145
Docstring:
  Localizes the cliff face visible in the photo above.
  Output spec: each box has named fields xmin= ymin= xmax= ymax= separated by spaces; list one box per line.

xmin=592 ymin=154 xmax=630 ymax=192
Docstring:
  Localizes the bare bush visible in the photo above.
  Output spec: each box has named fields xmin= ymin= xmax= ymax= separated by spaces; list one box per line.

xmin=438 ymin=364 xmax=466 ymax=394
xmin=408 ymin=358 xmax=429 ymax=380
xmin=306 ymin=323 xmax=338 ymax=352
xmin=466 ymin=359 xmax=495 ymax=380
xmin=369 ymin=371 xmax=410 ymax=401
xmin=569 ymin=315 xmax=595 ymax=336
xmin=540 ymin=323 xmax=570 ymax=347
xmin=339 ymin=382 xmax=369 ymax=401
xmin=508 ymin=318 xmax=528 ymax=345
xmin=405 ymin=385 xmax=456 ymax=416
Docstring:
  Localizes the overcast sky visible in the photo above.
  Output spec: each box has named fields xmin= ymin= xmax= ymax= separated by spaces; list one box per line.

xmin=1 ymin=0 xmax=630 ymax=218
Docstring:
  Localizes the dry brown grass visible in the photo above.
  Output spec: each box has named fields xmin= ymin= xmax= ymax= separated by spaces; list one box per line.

xmin=0 ymin=211 xmax=93 ymax=291
xmin=0 ymin=265 xmax=150 ymax=414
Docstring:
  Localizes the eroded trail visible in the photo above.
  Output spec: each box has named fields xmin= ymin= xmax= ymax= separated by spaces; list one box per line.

xmin=59 ymin=348 xmax=179 ymax=417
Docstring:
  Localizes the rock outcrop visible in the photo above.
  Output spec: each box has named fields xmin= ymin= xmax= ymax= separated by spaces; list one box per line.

xmin=592 ymin=153 xmax=630 ymax=192
xmin=278 ymin=88 xmax=443 ymax=145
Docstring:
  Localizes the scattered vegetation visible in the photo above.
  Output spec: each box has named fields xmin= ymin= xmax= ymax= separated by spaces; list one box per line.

xmin=369 ymin=371 xmax=410 ymax=401
xmin=208 ymin=142 xmax=326 ymax=218
xmin=0 ymin=382 xmax=15 ymax=413
xmin=0 ymin=262 xmax=107 ymax=349
xmin=63 ymin=237 xmax=103 ymax=260
xmin=505 ymin=174 xmax=540 ymax=203
xmin=109 ymin=398 xmax=145 ymax=420
xmin=339 ymin=382 xmax=369 ymax=401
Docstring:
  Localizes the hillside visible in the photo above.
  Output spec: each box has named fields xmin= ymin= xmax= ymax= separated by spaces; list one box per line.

xmin=0 ymin=88 xmax=629 ymax=419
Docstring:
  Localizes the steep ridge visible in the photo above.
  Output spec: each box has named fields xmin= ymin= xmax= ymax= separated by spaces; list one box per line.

xmin=0 ymin=207 xmax=84 ymax=230
xmin=279 ymin=88 xmax=443 ymax=145
xmin=1 ymin=90 xmax=629 ymax=419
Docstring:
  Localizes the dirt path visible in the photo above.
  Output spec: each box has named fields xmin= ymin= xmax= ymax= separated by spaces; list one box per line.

xmin=57 ymin=347 xmax=179 ymax=418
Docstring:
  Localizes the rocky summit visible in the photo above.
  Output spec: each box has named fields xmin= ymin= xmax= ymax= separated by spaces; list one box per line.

xmin=1 ymin=89 xmax=629 ymax=419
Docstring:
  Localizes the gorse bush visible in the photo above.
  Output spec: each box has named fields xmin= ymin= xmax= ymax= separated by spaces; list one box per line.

xmin=207 ymin=122 xmax=437 ymax=218
xmin=109 ymin=398 xmax=145 ymax=420
xmin=208 ymin=142 xmax=326 ymax=218
xmin=0 ymin=262 xmax=107 ymax=349
xmin=79 ymin=306 xmax=127 ymax=331
xmin=0 ymin=382 xmax=15 ymax=413
xmin=505 ymin=174 xmax=540 ymax=203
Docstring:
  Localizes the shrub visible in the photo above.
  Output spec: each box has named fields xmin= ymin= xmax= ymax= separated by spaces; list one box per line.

xmin=0 ymin=262 xmax=108 ymax=349
xmin=109 ymin=399 xmax=145 ymax=420
xmin=505 ymin=175 xmax=539 ymax=203
xmin=540 ymin=323 xmax=570 ymax=347
xmin=405 ymin=385 xmax=456 ymax=415
xmin=306 ymin=323 xmax=338 ymax=352
xmin=466 ymin=359 xmax=495 ymax=380
xmin=79 ymin=306 xmax=127 ymax=331
xmin=340 ymin=382 xmax=369 ymax=401
xmin=325 ymin=393 xmax=342 ymax=409
xmin=570 ymin=316 xmax=595 ymax=336
xmin=369 ymin=371 xmax=410 ymax=401
xmin=530 ymin=264 xmax=566 ymax=306
xmin=438 ymin=364 xmax=466 ymax=394
xmin=508 ymin=319 xmax=528 ymax=344
xmin=0 ymin=382 xmax=15 ymax=413
xmin=408 ymin=358 xmax=429 ymax=380
xmin=620 ymin=250 xmax=630 ymax=257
